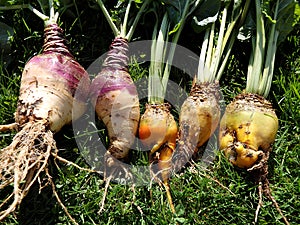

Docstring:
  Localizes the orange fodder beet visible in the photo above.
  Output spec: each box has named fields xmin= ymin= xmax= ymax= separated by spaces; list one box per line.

xmin=139 ymin=103 xmax=178 ymax=157
xmin=139 ymin=102 xmax=178 ymax=213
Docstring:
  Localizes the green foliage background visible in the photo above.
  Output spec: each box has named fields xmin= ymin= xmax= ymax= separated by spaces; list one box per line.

xmin=0 ymin=1 xmax=299 ymax=224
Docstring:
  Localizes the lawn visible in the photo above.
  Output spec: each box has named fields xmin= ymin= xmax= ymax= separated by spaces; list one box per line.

xmin=0 ymin=1 xmax=299 ymax=225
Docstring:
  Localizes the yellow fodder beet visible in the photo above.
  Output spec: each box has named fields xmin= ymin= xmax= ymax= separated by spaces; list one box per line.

xmin=219 ymin=93 xmax=278 ymax=169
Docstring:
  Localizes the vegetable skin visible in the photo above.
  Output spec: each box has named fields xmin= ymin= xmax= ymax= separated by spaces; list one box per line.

xmin=217 ymin=0 xmax=295 ymax=223
xmin=176 ymin=81 xmax=220 ymax=167
xmin=175 ymin=0 xmax=251 ymax=167
xmin=0 ymin=22 xmax=90 ymax=221
xmin=139 ymin=102 xmax=177 ymax=213
xmin=219 ymin=93 xmax=278 ymax=169
xmin=90 ymin=37 xmax=140 ymax=165
xmin=17 ymin=25 xmax=90 ymax=133
xmin=139 ymin=103 xmax=177 ymax=156
xmin=219 ymin=93 xmax=290 ymax=224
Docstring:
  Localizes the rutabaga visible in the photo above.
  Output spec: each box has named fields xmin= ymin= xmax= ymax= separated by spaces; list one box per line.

xmin=90 ymin=0 xmax=150 ymax=168
xmin=0 ymin=3 xmax=90 ymax=223
xmin=90 ymin=0 xmax=149 ymax=213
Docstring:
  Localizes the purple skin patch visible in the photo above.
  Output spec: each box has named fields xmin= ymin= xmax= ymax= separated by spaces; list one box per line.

xmin=90 ymin=68 xmax=138 ymax=99
xmin=89 ymin=37 xmax=138 ymax=100
xmin=27 ymin=53 xmax=90 ymax=101
xmin=24 ymin=22 xmax=90 ymax=101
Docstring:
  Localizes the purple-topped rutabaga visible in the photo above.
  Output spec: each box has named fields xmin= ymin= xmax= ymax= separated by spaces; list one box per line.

xmin=93 ymin=0 xmax=149 ymax=213
xmin=16 ymin=23 xmax=90 ymax=132
xmin=90 ymin=37 xmax=137 ymax=97
xmin=0 ymin=6 xmax=91 ymax=221
xmin=90 ymin=37 xmax=140 ymax=163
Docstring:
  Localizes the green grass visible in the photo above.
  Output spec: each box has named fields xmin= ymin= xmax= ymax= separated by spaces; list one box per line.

xmin=0 ymin=1 xmax=299 ymax=225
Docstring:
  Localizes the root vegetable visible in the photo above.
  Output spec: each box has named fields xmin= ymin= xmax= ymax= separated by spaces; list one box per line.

xmin=139 ymin=103 xmax=177 ymax=213
xmin=0 ymin=5 xmax=90 ymax=222
xmin=139 ymin=103 xmax=177 ymax=156
xmin=90 ymin=37 xmax=140 ymax=165
xmin=91 ymin=0 xmax=151 ymax=169
xmin=176 ymin=81 xmax=220 ymax=167
xmin=91 ymin=0 xmax=150 ymax=213
xmin=219 ymin=93 xmax=278 ymax=169
xmin=219 ymin=92 xmax=286 ymax=224
xmin=175 ymin=0 xmax=250 ymax=169
xmin=138 ymin=0 xmax=200 ymax=211
xmin=219 ymin=0 xmax=296 ymax=224
xmin=16 ymin=24 xmax=90 ymax=132
xmin=137 ymin=11 xmax=178 ymax=213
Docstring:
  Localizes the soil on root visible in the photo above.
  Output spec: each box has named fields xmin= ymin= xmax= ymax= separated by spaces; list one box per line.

xmin=248 ymin=151 xmax=290 ymax=225
xmin=0 ymin=121 xmax=55 ymax=221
